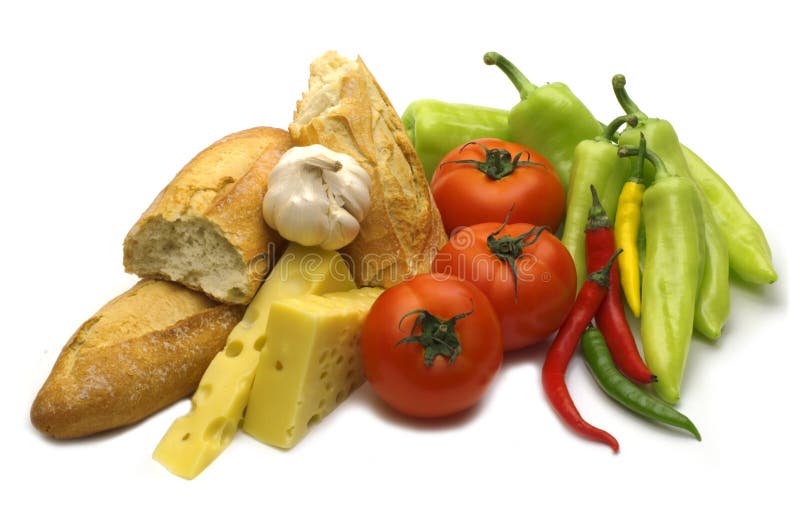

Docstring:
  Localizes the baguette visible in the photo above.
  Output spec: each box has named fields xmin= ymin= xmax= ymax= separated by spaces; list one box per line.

xmin=31 ymin=280 xmax=244 ymax=439
xmin=123 ymin=127 xmax=291 ymax=304
xmin=289 ymin=51 xmax=447 ymax=287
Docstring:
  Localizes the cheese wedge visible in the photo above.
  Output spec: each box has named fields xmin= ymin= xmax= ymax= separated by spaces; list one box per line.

xmin=242 ymin=287 xmax=382 ymax=449
xmin=152 ymin=243 xmax=355 ymax=479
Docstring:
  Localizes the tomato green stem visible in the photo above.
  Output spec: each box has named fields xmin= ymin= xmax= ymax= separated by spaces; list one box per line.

xmin=486 ymin=210 xmax=547 ymax=303
xmin=395 ymin=308 xmax=472 ymax=367
xmin=483 ymin=51 xmax=538 ymax=100
xmin=441 ymin=141 xmax=542 ymax=180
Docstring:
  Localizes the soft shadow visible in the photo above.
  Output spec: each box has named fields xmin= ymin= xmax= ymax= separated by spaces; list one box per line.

xmin=350 ymin=339 xmax=552 ymax=432
xmin=692 ymin=268 xmax=789 ymax=345
xmin=502 ymin=339 xmax=551 ymax=369
xmin=352 ymin=387 xmax=484 ymax=432
xmin=30 ymin=419 xmax=140 ymax=446
xmin=729 ymin=269 xmax=786 ymax=309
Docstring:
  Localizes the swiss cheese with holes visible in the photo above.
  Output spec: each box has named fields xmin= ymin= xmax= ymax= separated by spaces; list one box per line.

xmin=242 ymin=287 xmax=382 ymax=448
xmin=152 ymin=243 xmax=355 ymax=479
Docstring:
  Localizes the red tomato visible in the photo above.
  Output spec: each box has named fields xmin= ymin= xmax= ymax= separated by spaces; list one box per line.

xmin=430 ymin=138 xmax=565 ymax=234
xmin=432 ymin=222 xmax=576 ymax=351
xmin=360 ymin=274 xmax=503 ymax=418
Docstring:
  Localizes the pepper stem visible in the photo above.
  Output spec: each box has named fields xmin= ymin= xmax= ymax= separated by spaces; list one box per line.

xmin=586 ymin=185 xmax=611 ymax=231
xmin=612 ymin=74 xmax=647 ymax=118
xmin=587 ymin=249 xmax=623 ymax=288
xmin=618 ymin=143 xmax=672 ymax=180
xmin=627 ymin=133 xmax=647 ymax=184
xmin=484 ymin=51 xmax=538 ymax=100
xmin=395 ymin=308 xmax=472 ymax=367
xmin=602 ymin=114 xmax=639 ymax=142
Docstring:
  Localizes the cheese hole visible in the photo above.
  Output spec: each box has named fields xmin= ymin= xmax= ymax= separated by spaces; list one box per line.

xmin=245 ymin=308 xmax=261 ymax=323
xmin=347 ymin=356 xmax=355 ymax=366
xmin=320 ymin=370 xmax=328 ymax=380
xmin=182 ymin=433 xmax=191 ymax=441
xmin=336 ymin=390 xmax=346 ymax=403
xmin=275 ymin=360 xmax=283 ymax=371
xmin=319 ymin=350 xmax=330 ymax=364
xmin=318 ymin=399 xmax=326 ymax=409
xmin=205 ymin=417 xmax=236 ymax=447
xmin=194 ymin=384 xmax=212 ymax=404
xmin=307 ymin=414 xmax=321 ymax=428
xmin=225 ymin=340 xmax=243 ymax=357
xmin=346 ymin=369 xmax=355 ymax=380
xmin=286 ymin=426 xmax=294 ymax=438
xmin=325 ymin=381 xmax=333 ymax=392
xmin=336 ymin=354 xmax=344 ymax=365
xmin=253 ymin=335 xmax=267 ymax=352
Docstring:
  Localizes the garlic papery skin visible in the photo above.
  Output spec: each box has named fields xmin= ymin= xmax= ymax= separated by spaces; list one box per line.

xmin=262 ymin=145 xmax=371 ymax=250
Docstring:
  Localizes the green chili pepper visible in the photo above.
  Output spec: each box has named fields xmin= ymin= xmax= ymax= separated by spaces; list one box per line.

xmin=560 ymin=114 xmax=637 ymax=285
xmin=617 ymin=145 xmax=703 ymax=404
xmin=614 ymin=75 xmax=729 ymax=340
xmin=580 ymin=326 xmax=701 ymax=440
xmin=401 ymin=99 xmax=512 ymax=181
xmin=681 ymin=146 xmax=777 ymax=284
xmin=483 ymin=52 xmax=604 ymax=190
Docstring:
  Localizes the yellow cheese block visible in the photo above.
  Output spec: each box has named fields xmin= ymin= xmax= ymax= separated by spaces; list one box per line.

xmin=152 ymin=243 xmax=355 ymax=479
xmin=242 ymin=287 xmax=382 ymax=449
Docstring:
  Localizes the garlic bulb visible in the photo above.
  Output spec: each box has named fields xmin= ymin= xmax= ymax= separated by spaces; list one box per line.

xmin=263 ymin=145 xmax=371 ymax=250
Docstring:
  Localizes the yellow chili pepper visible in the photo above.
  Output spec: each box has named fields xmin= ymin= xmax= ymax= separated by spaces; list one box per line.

xmin=614 ymin=133 xmax=647 ymax=318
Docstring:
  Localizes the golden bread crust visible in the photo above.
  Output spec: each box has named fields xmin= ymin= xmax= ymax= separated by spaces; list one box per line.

xmin=30 ymin=280 xmax=244 ymax=439
xmin=123 ymin=127 xmax=291 ymax=303
xmin=289 ymin=52 xmax=447 ymax=287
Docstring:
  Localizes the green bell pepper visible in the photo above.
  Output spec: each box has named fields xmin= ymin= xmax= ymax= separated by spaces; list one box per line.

xmin=401 ymin=99 xmax=511 ymax=181
xmin=483 ymin=51 xmax=604 ymax=190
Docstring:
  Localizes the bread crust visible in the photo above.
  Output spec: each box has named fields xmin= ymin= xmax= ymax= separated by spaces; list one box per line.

xmin=30 ymin=280 xmax=244 ymax=439
xmin=123 ymin=127 xmax=292 ymax=304
xmin=289 ymin=52 xmax=447 ymax=288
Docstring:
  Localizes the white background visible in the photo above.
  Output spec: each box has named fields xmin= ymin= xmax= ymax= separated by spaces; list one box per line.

xmin=3 ymin=1 xmax=797 ymax=505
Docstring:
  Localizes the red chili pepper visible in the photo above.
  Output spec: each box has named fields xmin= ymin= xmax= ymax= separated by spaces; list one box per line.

xmin=585 ymin=185 xmax=656 ymax=384
xmin=542 ymin=249 xmax=622 ymax=452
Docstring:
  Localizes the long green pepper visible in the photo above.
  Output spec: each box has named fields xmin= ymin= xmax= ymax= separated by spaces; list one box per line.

xmin=580 ymin=326 xmax=701 ymax=440
xmin=401 ymin=99 xmax=512 ymax=180
xmin=681 ymin=146 xmax=777 ymax=284
xmin=614 ymin=75 xmax=729 ymax=339
xmin=560 ymin=114 xmax=637 ymax=286
xmin=618 ymin=145 xmax=703 ymax=404
xmin=484 ymin=51 xmax=604 ymax=190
